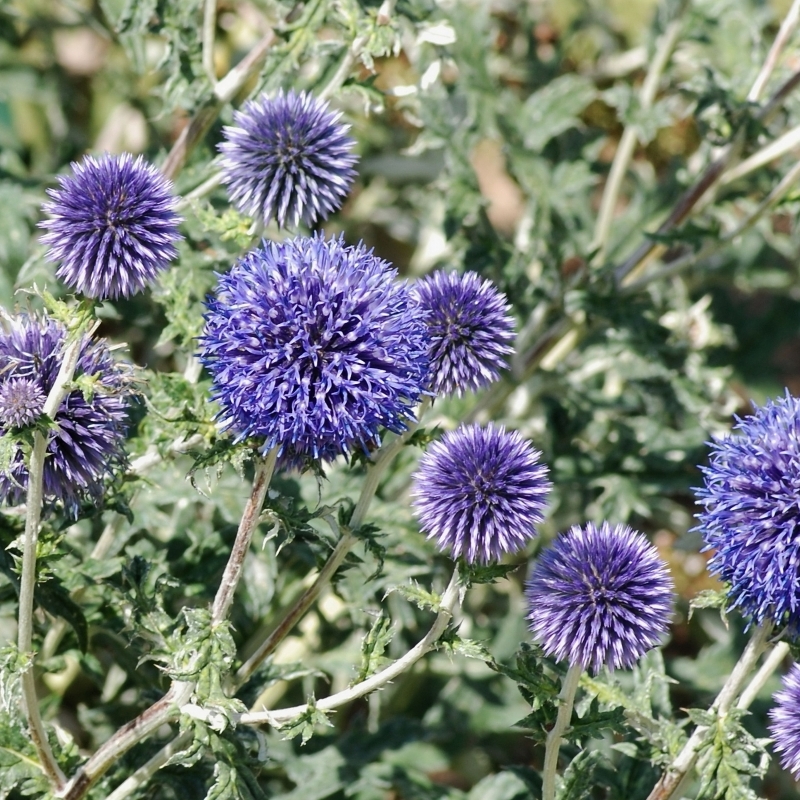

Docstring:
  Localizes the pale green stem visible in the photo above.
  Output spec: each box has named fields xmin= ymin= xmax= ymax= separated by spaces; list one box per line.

xmin=235 ymin=397 xmax=432 ymax=685
xmin=202 ymin=0 xmax=217 ymax=85
xmin=542 ymin=662 xmax=583 ymax=800
xmin=736 ymin=640 xmax=790 ymax=711
xmin=237 ymin=570 xmax=461 ymax=726
xmin=645 ymin=623 xmax=772 ymax=800
xmin=746 ymin=0 xmax=800 ymax=102
xmin=591 ymin=9 xmax=685 ymax=263
xmin=18 ymin=336 xmax=82 ymax=790
xmin=59 ymin=453 xmax=278 ymax=800
xmin=623 ymin=155 xmax=800 ymax=292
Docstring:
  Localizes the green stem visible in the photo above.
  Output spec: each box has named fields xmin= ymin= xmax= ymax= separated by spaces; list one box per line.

xmin=59 ymin=453 xmax=278 ymax=800
xmin=645 ymin=623 xmax=772 ymax=800
xmin=542 ymin=662 xmax=582 ymax=800
xmin=18 ymin=336 xmax=82 ymax=790
xmin=238 ymin=570 xmax=462 ymax=726
xmin=236 ymin=397 xmax=431 ymax=685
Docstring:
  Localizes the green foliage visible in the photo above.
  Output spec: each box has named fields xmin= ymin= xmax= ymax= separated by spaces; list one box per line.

xmin=3 ymin=0 xmax=800 ymax=797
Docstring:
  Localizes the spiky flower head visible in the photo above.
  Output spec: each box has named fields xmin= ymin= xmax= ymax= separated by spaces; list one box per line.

xmin=696 ymin=392 xmax=800 ymax=631
xmin=769 ymin=663 xmax=800 ymax=779
xmin=411 ymin=423 xmax=551 ymax=563
xmin=0 ymin=378 xmax=47 ymax=429
xmin=39 ymin=153 xmax=182 ymax=300
xmin=0 ymin=315 xmax=130 ymax=512
xmin=199 ymin=233 xmax=428 ymax=469
xmin=413 ymin=271 xmax=515 ymax=397
xmin=526 ymin=522 xmax=674 ymax=674
xmin=218 ymin=90 xmax=358 ymax=228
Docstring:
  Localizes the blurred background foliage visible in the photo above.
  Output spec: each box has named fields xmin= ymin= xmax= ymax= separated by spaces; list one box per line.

xmin=2 ymin=0 xmax=800 ymax=797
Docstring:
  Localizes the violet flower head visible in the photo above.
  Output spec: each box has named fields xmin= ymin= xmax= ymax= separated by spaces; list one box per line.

xmin=0 ymin=315 xmax=130 ymax=512
xmin=218 ymin=90 xmax=358 ymax=228
xmin=769 ymin=663 xmax=800 ymax=780
xmin=411 ymin=423 xmax=551 ymax=563
xmin=198 ymin=233 xmax=428 ymax=469
xmin=40 ymin=153 xmax=182 ymax=300
xmin=526 ymin=522 xmax=674 ymax=674
xmin=0 ymin=378 xmax=46 ymax=429
xmin=413 ymin=271 xmax=515 ymax=397
xmin=696 ymin=392 xmax=800 ymax=631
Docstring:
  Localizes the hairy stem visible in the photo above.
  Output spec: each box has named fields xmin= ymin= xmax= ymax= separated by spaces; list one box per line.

xmin=542 ymin=662 xmax=583 ymax=800
xmin=645 ymin=623 xmax=772 ymax=800
xmin=59 ymin=454 xmax=277 ymax=800
xmin=18 ymin=335 xmax=83 ymax=790
xmin=746 ymin=0 xmax=800 ymax=102
xmin=736 ymin=640 xmax=790 ymax=712
xmin=591 ymin=6 xmax=685 ymax=263
xmin=622 ymin=153 xmax=800 ymax=291
xmin=236 ymin=398 xmax=431 ymax=685
xmin=238 ymin=570 xmax=461 ymax=726
xmin=202 ymin=0 xmax=218 ymax=85
xmin=162 ymin=26 xmax=277 ymax=181
xmin=212 ymin=450 xmax=278 ymax=623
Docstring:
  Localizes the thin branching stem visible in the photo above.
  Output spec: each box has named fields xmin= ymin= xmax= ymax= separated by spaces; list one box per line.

xmin=591 ymin=6 xmax=685 ymax=263
xmin=737 ymin=640 xmax=790 ymax=711
xmin=18 ymin=335 xmax=83 ymax=790
xmin=59 ymin=453 xmax=278 ymax=800
xmin=541 ymin=662 xmax=583 ymax=800
xmin=202 ymin=0 xmax=218 ymax=85
xmin=645 ymin=623 xmax=773 ymax=800
xmin=236 ymin=397 xmax=432 ymax=685
xmin=746 ymin=0 xmax=800 ymax=102
xmin=238 ymin=570 xmax=461 ymax=727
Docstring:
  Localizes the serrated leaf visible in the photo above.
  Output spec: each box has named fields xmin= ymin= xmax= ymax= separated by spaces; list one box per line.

xmin=520 ymin=74 xmax=596 ymax=151
xmin=356 ymin=611 xmax=394 ymax=683
xmin=390 ymin=582 xmax=441 ymax=613
xmin=458 ymin=560 xmax=518 ymax=587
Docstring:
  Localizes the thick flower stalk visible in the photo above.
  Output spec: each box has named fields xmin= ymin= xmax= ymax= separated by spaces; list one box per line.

xmin=696 ymin=392 xmax=800 ymax=630
xmin=40 ymin=153 xmax=182 ymax=300
xmin=218 ymin=90 xmax=358 ymax=228
xmin=526 ymin=521 xmax=674 ymax=674
xmin=769 ymin=663 xmax=800 ymax=779
xmin=411 ymin=423 xmax=551 ymax=563
xmin=413 ymin=270 xmax=515 ymax=396
xmin=0 ymin=315 xmax=130 ymax=512
xmin=199 ymin=233 xmax=429 ymax=468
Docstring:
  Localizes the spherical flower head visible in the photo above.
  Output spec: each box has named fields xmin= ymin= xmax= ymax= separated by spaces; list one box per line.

xmin=199 ymin=233 xmax=429 ymax=469
xmin=0 ymin=315 xmax=130 ymax=512
xmin=769 ymin=663 xmax=800 ymax=779
xmin=696 ymin=392 xmax=800 ymax=631
xmin=411 ymin=423 xmax=551 ymax=563
xmin=412 ymin=271 xmax=515 ymax=397
xmin=0 ymin=378 xmax=46 ymax=429
xmin=219 ymin=90 xmax=358 ymax=228
xmin=526 ymin=522 xmax=674 ymax=674
xmin=39 ymin=153 xmax=182 ymax=300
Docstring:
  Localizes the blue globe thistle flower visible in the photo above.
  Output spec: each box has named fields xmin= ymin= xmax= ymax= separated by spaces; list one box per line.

xmin=411 ymin=423 xmax=551 ymax=563
xmin=769 ymin=663 xmax=800 ymax=779
xmin=0 ymin=378 xmax=47 ymax=429
xmin=219 ymin=90 xmax=358 ymax=229
xmin=526 ymin=522 xmax=674 ymax=674
xmin=412 ymin=271 xmax=515 ymax=397
xmin=696 ymin=393 xmax=800 ymax=631
xmin=199 ymin=233 xmax=428 ymax=469
xmin=40 ymin=153 xmax=182 ymax=300
xmin=0 ymin=315 xmax=130 ymax=512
